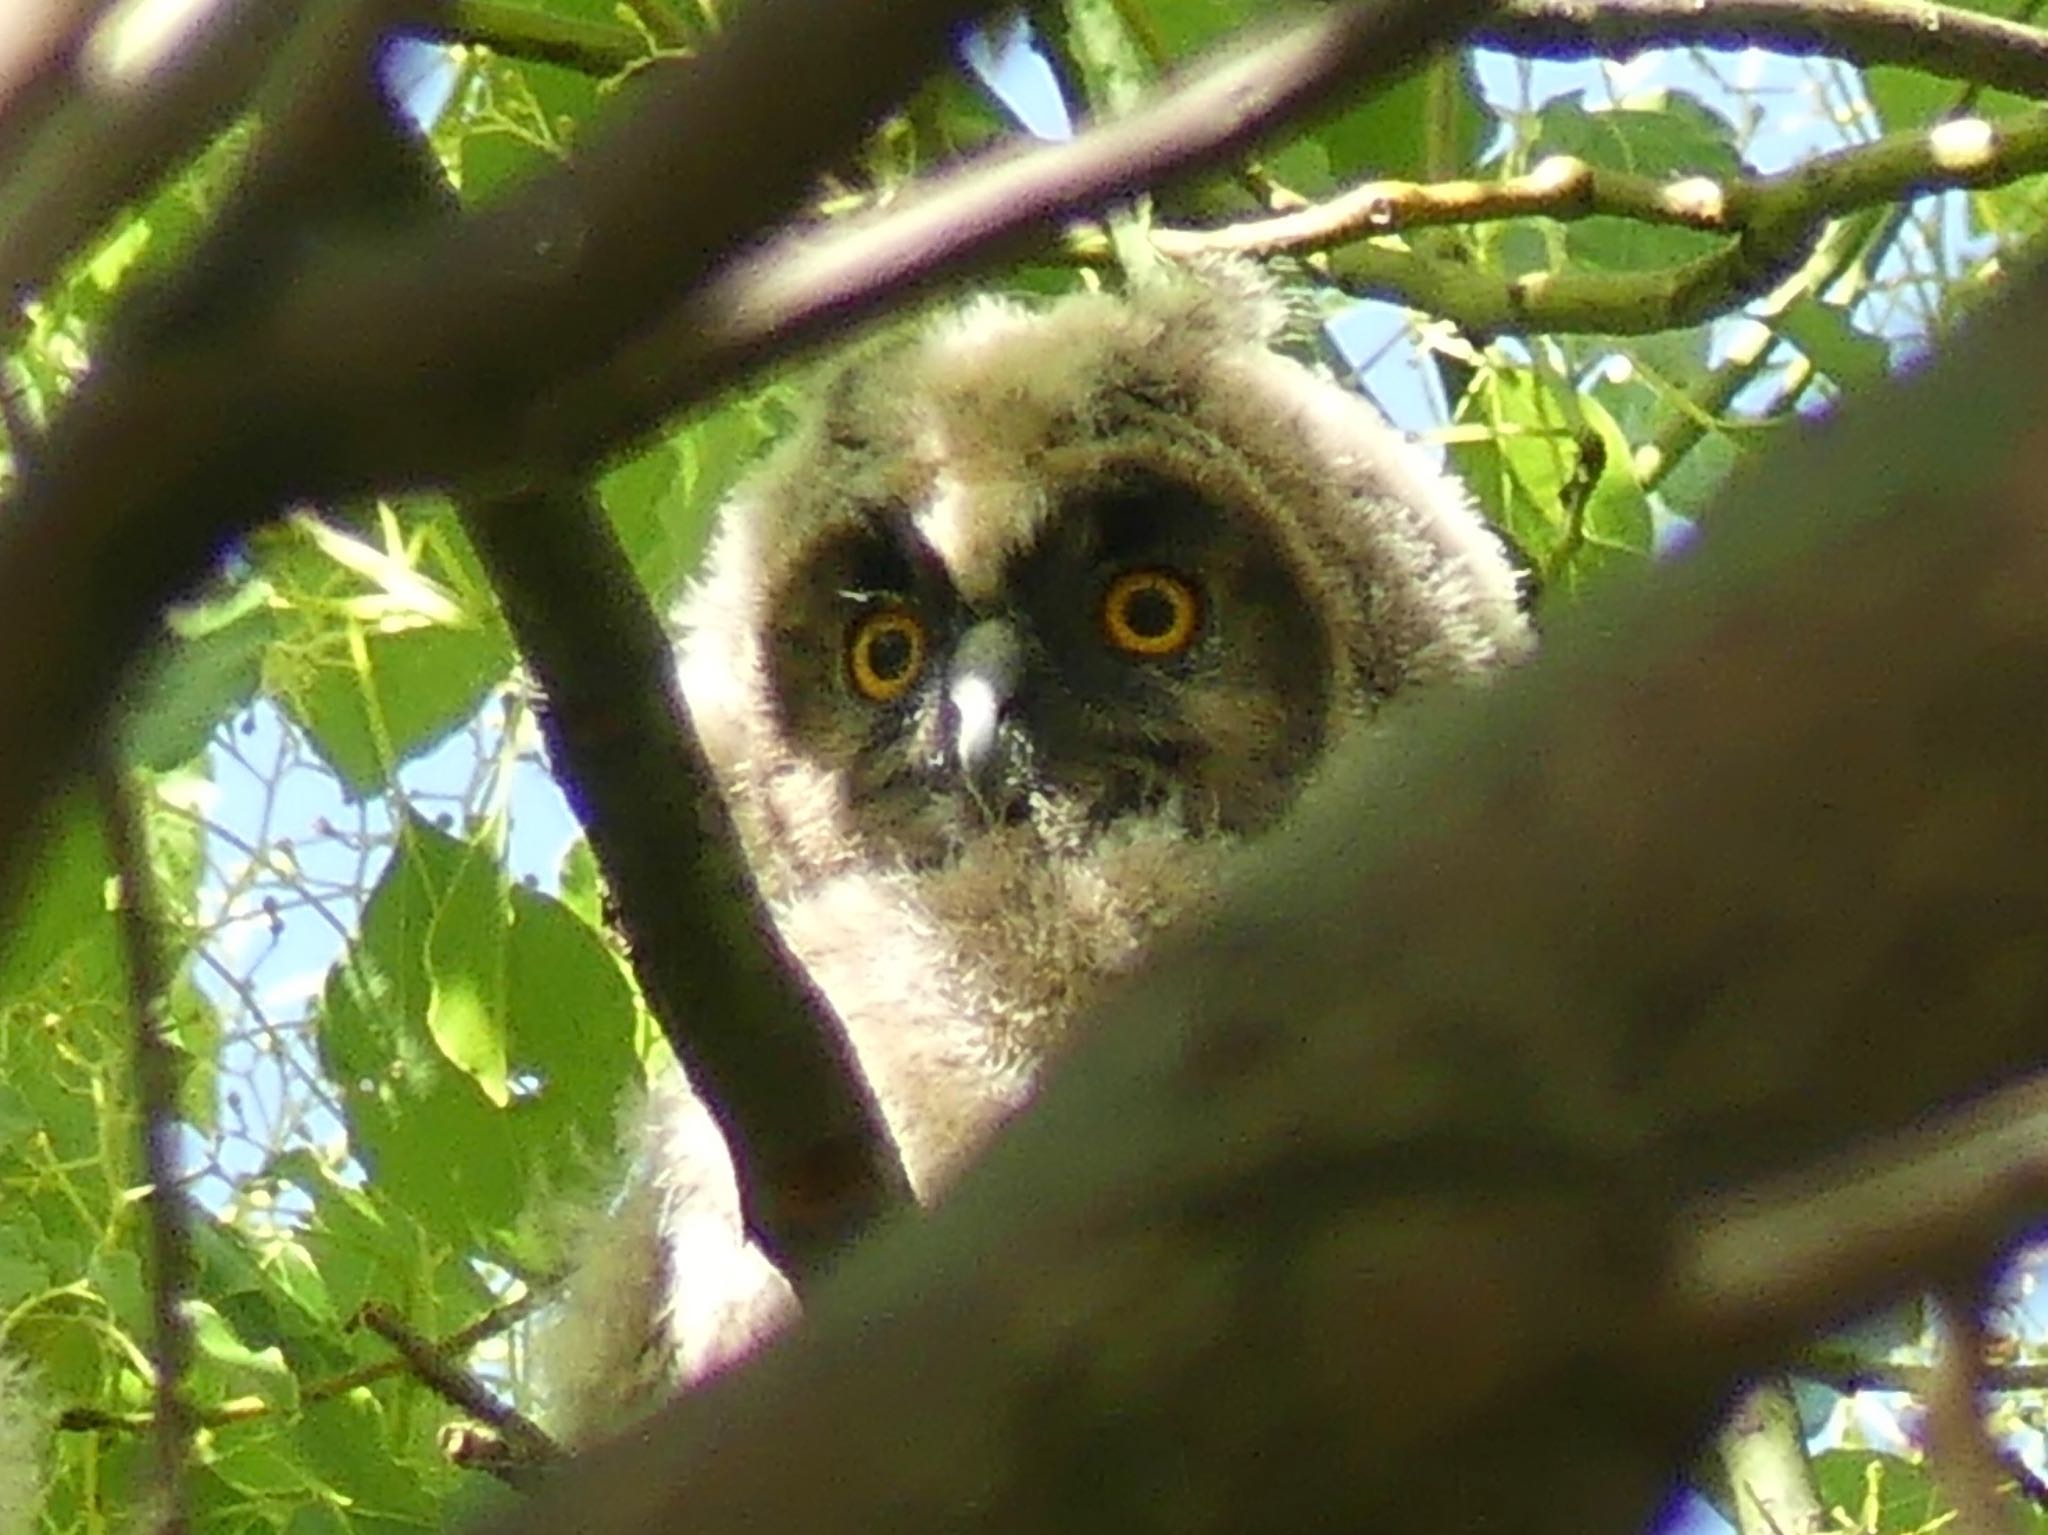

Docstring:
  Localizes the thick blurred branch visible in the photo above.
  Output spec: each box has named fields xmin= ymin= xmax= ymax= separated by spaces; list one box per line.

xmin=0 ymin=0 xmax=100 ymax=177
xmin=0 ymin=0 xmax=1492 ymax=959
xmin=481 ymin=232 xmax=2048 ymax=1535
xmin=0 ymin=0 xmax=319 ymax=321
xmin=0 ymin=0 xmax=993 ymax=919
xmin=457 ymin=8 xmax=2048 ymax=367
xmin=556 ymin=0 xmax=1501 ymax=465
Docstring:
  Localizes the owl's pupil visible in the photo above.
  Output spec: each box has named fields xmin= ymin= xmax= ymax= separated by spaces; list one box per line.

xmin=1122 ymin=587 xmax=1179 ymax=639
xmin=868 ymin=629 xmax=914 ymax=680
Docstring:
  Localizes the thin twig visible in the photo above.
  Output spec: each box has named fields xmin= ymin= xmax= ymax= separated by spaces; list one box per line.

xmin=357 ymin=1302 xmax=559 ymax=1466
xmin=56 ymin=1289 xmax=552 ymax=1435
xmin=95 ymin=758 xmax=193 ymax=1535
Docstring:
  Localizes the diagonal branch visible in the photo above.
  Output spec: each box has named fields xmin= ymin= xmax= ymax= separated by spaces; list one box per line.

xmin=472 ymin=233 xmax=2048 ymax=1535
xmin=0 ymin=0 xmax=1496 ymax=937
xmin=1479 ymin=0 xmax=2048 ymax=99
xmin=0 ymin=0 xmax=321 ymax=322
xmin=463 ymin=487 xmax=913 ymax=1281
xmin=1105 ymin=107 xmax=2048 ymax=335
xmin=538 ymin=0 xmax=1505 ymax=467
xmin=0 ymin=0 xmax=994 ymax=920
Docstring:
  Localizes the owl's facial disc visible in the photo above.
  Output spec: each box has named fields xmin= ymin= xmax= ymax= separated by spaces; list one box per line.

xmin=758 ymin=460 xmax=1339 ymax=867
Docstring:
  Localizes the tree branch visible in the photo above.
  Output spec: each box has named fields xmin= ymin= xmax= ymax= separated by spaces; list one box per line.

xmin=417 ymin=0 xmax=671 ymax=74
xmin=96 ymin=759 xmax=193 ymax=1535
xmin=0 ymin=0 xmax=994 ymax=922
xmin=0 ymin=0 xmax=320 ymax=324
xmin=1715 ymin=1379 xmax=1827 ymax=1535
xmin=1127 ymin=105 xmax=2048 ymax=255
xmin=432 ymin=0 xmax=2048 ymax=103
xmin=462 ymin=487 xmax=912 ymax=1281
xmin=0 ymin=0 xmax=1494 ymax=945
xmin=474 ymin=227 xmax=2048 ymax=1535
xmin=1479 ymin=0 xmax=2048 ymax=100
xmin=1096 ymin=106 xmax=2048 ymax=333
xmin=546 ymin=0 xmax=1503 ymax=468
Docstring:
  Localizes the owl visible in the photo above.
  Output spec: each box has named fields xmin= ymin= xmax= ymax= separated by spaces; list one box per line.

xmin=543 ymin=270 xmax=1534 ymax=1435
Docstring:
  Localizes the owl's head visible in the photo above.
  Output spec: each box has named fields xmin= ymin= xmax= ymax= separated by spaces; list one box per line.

xmin=676 ymin=275 xmax=1532 ymax=894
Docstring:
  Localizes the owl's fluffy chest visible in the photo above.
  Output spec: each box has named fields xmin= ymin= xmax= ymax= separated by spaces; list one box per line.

xmin=776 ymin=820 xmax=1230 ymax=1193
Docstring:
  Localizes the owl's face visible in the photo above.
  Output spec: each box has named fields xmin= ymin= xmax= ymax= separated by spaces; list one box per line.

xmin=677 ymin=278 xmax=1532 ymax=892
xmin=757 ymin=454 xmax=1336 ymax=867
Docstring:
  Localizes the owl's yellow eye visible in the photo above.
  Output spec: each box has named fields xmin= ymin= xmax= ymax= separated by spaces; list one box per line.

xmin=1101 ymin=569 xmax=1201 ymax=658
xmin=846 ymin=609 xmax=927 ymax=701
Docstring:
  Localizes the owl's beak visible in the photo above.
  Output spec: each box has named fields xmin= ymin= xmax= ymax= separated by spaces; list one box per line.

xmin=945 ymin=618 xmax=1025 ymax=802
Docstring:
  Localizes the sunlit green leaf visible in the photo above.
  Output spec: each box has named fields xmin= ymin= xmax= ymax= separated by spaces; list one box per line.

xmin=424 ymin=826 xmax=512 ymax=1107
xmin=1772 ymin=296 xmax=1891 ymax=392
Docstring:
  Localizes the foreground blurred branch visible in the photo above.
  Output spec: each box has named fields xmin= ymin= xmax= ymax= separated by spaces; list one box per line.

xmin=0 ymin=0 xmax=320 ymax=318
xmin=0 ymin=0 xmax=1498 ymax=934
xmin=0 ymin=0 xmax=992 ymax=919
xmin=484 ymin=235 xmax=2048 ymax=1535
xmin=568 ymin=1 xmax=1501 ymax=466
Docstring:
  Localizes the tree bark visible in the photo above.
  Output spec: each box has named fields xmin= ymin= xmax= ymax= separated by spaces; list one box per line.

xmin=482 ymin=244 xmax=2048 ymax=1535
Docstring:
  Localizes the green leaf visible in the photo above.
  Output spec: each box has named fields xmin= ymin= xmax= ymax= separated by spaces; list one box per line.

xmin=259 ymin=512 xmax=513 ymax=798
xmin=502 ymin=880 xmax=640 ymax=1198
xmin=604 ymin=394 xmax=783 ymax=603
xmin=0 ymin=1218 xmax=52 ymax=1308
xmin=1453 ymin=362 xmax=1653 ymax=598
xmin=87 ymin=1249 xmax=149 ymax=1339
xmin=276 ymin=627 xmax=509 ymax=798
xmin=1865 ymin=0 xmax=2037 ymax=133
xmin=425 ymin=827 xmax=512 ymax=1107
xmin=1121 ymin=3 xmax=1487 ymax=192
xmin=129 ymin=582 xmax=276 ymax=771
xmin=0 ymin=788 xmax=120 ymax=1006
xmin=454 ymin=51 xmax=601 ymax=202
xmin=187 ymin=1298 xmax=300 ymax=1411
xmin=556 ymin=837 xmax=604 ymax=928
xmin=316 ymin=816 xmax=631 ymax=1260
xmin=211 ymin=1431 xmax=318 ymax=1498
xmin=269 ymin=1157 xmax=387 ymax=1327
xmin=1307 ymin=57 xmax=1489 ymax=187
xmin=1771 ymin=296 xmax=1891 ymax=392
xmin=317 ymin=819 xmax=523 ymax=1245
xmin=292 ymin=1383 xmax=448 ymax=1518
